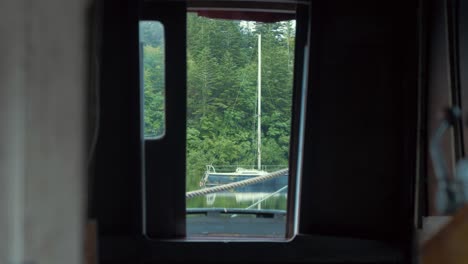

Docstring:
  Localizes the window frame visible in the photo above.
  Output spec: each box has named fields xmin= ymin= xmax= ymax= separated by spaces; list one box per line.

xmin=140 ymin=20 xmax=167 ymax=140
xmin=140 ymin=0 xmax=309 ymax=240
xmin=94 ymin=1 xmax=420 ymax=263
xmin=140 ymin=1 xmax=187 ymax=238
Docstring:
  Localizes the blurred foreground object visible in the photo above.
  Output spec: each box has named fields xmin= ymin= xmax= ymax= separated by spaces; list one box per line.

xmin=429 ymin=107 xmax=467 ymax=215
xmin=85 ymin=220 xmax=98 ymax=264
xmin=421 ymin=205 xmax=468 ymax=264
xmin=0 ymin=0 xmax=87 ymax=263
xmin=423 ymin=106 xmax=468 ymax=263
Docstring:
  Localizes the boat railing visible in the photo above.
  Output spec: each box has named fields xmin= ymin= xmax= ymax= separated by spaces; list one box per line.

xmin=190 ymin=168 xmax=289 ymax=198
xmin=205 ymin=165 xmax=288 ymax=173
xmin=199 ymin=164 xmax=288 ymax=188
xmin=205 ymin=164 xmax=216 ymax=173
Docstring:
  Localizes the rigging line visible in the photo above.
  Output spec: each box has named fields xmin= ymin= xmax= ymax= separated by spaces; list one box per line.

xmin=223 ymin=35 xmax=258 ymax=117
xmin=231 ymin=185 xmax=288 ymax=218
xmin=259 ymin=38 xmax=292 ymax=120
xmin=220 ymin=33 xmax=260 ymax=144
xmin=244 ymin=185 xmax=287 ymax=209
xmin=215 ymin=34 xmax=258 ymax=146
xmin=223 ymin=24 xmax=259 ymax=115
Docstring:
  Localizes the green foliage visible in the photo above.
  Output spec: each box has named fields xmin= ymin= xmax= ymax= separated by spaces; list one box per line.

xmin=140 ymin=21 xmax=164 ymax=47
xmin=141 ymin=17 xmax=296 ymax=208
xmin=142 ymin=44 xmax=165 ymax=137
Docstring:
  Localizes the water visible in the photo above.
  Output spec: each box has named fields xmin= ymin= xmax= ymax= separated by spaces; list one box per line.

xmin=187 ymin=193 xmax=287 ymax=210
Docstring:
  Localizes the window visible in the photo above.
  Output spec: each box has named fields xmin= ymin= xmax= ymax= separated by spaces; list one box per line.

xmin=139 ymin=0 xmax=310 ymax=244
xmin=94 ymin=0 xmax=420 ymax=262
xmin=184 ymin=13 xmax=296 ymax=237
xmin=140 ymin=4 xmax=300 ymax=239
xmin=140 ymin=21 xmax=165 ymax=139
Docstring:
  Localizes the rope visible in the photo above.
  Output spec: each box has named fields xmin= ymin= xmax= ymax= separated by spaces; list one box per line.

xmin=186 ymin=168 xmax=288 ymax=199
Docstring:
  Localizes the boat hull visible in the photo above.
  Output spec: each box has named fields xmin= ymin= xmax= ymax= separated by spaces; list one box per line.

xmin=205 ymin=173 xmax=288 ymax=193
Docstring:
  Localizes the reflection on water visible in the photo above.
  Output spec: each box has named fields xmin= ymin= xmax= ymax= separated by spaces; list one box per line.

xmin=187 ymin=193 xmax=287 ymax=210
xmin=190 ymin=165 xmax=288 ymax=211
xmin=206 ymin=192 xmax=287 ymax=205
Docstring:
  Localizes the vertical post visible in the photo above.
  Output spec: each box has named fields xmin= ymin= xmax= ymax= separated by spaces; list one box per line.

xmin=257 ymin=34 xmax=262 ymax=170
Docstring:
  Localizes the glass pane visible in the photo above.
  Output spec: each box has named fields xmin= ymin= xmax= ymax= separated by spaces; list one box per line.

xmin=186 ymin=13 xmax=296 ymax=238
xmin=140 ymin=21 xmax=165 ymax=139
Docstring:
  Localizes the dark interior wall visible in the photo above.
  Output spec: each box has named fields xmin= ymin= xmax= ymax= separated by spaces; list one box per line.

xmin=91 ymin=0 xmax=421 ymax=262
xmin=90 ymin=1 xmax=421 ymax=239
xmin=300 ymin=0 xmax=418 ymax=243
xmin=91 ymin=0 xmax=142 ymax=236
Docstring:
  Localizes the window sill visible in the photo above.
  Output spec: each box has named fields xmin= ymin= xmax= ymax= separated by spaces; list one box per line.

xmin=99 ymin=234 xmax=404 ymax=263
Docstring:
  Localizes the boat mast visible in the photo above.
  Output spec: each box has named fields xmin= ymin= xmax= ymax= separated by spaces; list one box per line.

xmin=257 ymin=34 xmax=261 ymax=170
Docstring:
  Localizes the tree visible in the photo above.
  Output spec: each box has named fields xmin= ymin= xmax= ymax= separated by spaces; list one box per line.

xmin=141 ymin=14 xmax=296 ymax=196
xmin=142 ymin=45 xmax=165 ymax=137
xmin=140 ymin=21 xmax=164 ymax=47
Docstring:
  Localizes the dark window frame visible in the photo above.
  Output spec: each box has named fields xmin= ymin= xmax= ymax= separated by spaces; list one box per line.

xmin=94 ymin=1 xmax=420 ymax=263
xmin=140 ymin=0 xmax=309 ymax=240
xmin=140 ymin=2 xmax=187 ymax=238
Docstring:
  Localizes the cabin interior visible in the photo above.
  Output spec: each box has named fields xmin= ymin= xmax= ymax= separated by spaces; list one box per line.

xmin=1 ymin=0 xmax=468 ymax=263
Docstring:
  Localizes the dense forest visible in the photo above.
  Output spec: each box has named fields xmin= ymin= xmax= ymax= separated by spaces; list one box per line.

xmin=141 ymin=14 xmax=295 ymax=208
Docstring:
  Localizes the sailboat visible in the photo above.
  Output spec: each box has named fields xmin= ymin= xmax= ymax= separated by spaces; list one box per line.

xmin=198 ymin=34 xmax=288 ymax=203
